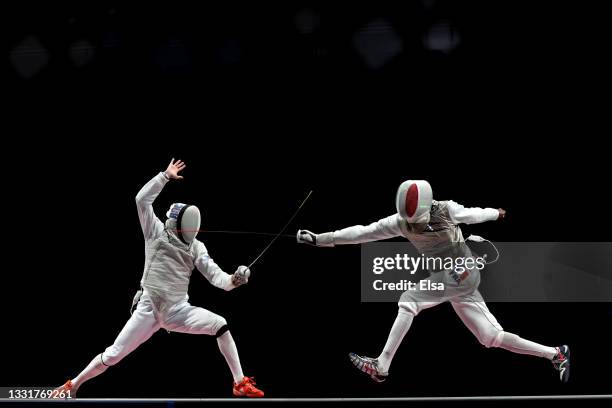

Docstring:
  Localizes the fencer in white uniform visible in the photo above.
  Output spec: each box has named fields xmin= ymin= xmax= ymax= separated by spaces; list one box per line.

xmin=55 ymin=159 xmax=264 ymax=398
xmin=297 ymin=180 xmax=570 ymax=383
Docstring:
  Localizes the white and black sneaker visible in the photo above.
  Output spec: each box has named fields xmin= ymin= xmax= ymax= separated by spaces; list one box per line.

xmin=552 ymin=345 xmax=570 ymax=383
xmin=348 ymin=353 xmax=388 ymax=383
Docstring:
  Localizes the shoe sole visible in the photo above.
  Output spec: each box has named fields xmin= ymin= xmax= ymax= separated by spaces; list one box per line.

xmin=348 ymin=353 xmax=388 ymax=383
xmin=233 ymin=389 xmax=264 ymax=398
xmin=560 ymin=345 xmax=570 ymax=383
xmin=233 ymin=392 xmax=264 ymax=398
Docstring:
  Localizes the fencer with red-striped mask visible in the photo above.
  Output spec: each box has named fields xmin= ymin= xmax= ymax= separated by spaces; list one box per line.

xmin=297 ymin=180 xmax=570 ymax=384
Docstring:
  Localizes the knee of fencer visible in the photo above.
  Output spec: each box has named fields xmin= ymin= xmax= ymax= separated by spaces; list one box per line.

xmin=398 ymin=302 xmax=418 ymax=316
xmin=481 ymin=329 xmax=505 ymax=348
xmin=101 ymin=345 xmax=124 ymax=366
xmin=213 ymin=317 xmax=228 ymax=337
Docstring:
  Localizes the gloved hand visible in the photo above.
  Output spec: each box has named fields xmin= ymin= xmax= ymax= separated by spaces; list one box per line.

xmin=232 ymin=265 xmax=251 ymax=287
xmin=296 ymin=229 xmax=334 ymax=247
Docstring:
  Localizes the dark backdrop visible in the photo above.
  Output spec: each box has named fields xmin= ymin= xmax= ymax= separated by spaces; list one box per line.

xmin=4 ymin=0 xmax=610 ymax=399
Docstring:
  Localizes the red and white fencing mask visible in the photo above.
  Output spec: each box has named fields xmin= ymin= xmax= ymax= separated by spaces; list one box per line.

xmin=395 ymin=180 xmax=433 ymax=224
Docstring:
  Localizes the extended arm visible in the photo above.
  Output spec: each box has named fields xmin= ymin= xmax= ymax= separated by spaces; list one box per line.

xmin=297 ymin=214 xmax=403 ymax=247
xmin=446 ymin=200 xmax=504 ymax=225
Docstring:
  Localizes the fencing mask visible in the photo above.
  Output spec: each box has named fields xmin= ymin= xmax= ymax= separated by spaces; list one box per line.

xmin=166 ymin=203 xmax=201 ymax=244
xmin=395 ymin=180 xmax=433 ymax=224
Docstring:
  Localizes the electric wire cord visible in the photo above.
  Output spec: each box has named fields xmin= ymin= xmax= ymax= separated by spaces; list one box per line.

xmin=466 ymin=235 xmax=500 ymax=264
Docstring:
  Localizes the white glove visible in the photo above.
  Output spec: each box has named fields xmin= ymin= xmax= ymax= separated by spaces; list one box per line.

xmin=232 ymin=265 xmax=250 ymax=287
xmin=296 ymin=229 xmax=334 ymax=247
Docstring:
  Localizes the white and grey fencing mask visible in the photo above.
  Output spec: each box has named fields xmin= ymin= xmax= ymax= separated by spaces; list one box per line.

xmin=166 ymin=203 xmax=201 ymax=244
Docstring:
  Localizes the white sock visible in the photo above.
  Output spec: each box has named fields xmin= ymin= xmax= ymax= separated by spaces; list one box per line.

xmin=217 ymin=331 xmax=244 ymax=384
xmin=72 ymin=354 xmax=109 ymax=390
xmin=499 ymin=332 xmax=557 ymax=360
xmin=377 ymin=311 xmax=414 ymax=373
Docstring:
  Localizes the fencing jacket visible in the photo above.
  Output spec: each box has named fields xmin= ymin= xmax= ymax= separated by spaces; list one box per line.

xmin=135 ymin=173 xmax=235 ymax=310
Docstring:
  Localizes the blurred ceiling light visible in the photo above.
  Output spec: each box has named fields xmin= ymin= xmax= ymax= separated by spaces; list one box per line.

xmin=69 ymin=40 xmax=96 ymax=67
xmin=352 ymin=18 xmax=403 ymax=69
xmin=9 ymin=35 xmax=49 ymax=79
xmin=423 ymin=20 xmax=461 ymax=54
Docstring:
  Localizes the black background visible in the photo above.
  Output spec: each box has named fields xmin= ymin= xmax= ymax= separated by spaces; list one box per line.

xmin=3 ymin=0 xmax=611 ymax=401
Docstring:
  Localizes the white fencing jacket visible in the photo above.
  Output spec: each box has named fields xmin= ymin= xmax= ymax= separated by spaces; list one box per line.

xmin=135 ymin=173 xmax=235 ymax=309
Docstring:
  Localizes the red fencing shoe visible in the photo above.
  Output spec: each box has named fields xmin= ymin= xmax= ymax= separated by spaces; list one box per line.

xmin=52 ymin=380 xmax=76 ymax=399
xmin=233 ymin=376 xmax=264 ymax=398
